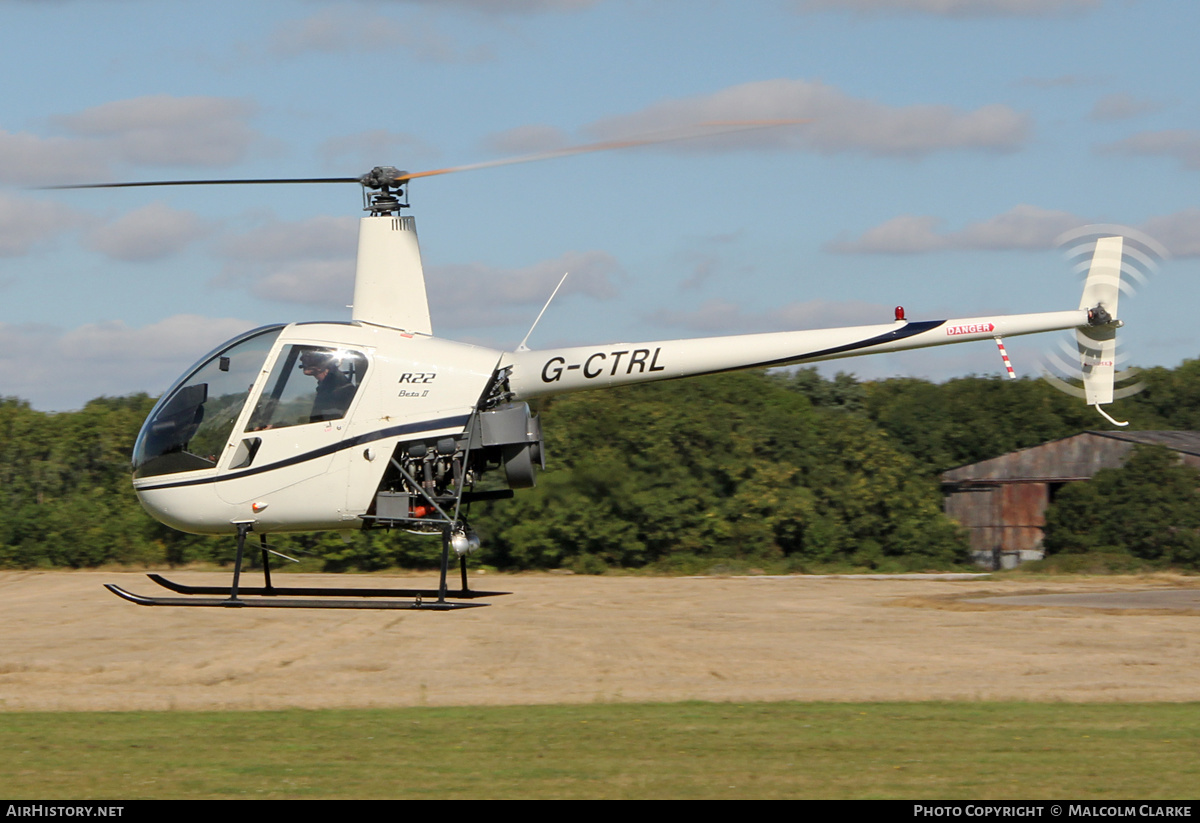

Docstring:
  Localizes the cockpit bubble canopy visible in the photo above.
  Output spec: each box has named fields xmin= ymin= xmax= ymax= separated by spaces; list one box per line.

xmin=132 ymin=328 xmax=372 ymax=480
xmin=133 ymin=326 xmax=284 ymax=478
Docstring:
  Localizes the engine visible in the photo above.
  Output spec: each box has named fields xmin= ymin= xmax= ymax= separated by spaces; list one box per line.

xmin=368 ymin=402 xmax=544 ymax=544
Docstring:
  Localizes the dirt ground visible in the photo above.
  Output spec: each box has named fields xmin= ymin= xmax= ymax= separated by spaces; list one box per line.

xmin=2 ymin=570 xmax=1199 ymax=712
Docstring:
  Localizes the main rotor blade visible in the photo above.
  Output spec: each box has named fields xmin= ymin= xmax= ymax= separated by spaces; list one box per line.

xmin=41 ymin=177 xmax=360 ymax=190
xmin=38 ymin=119 xmax=808 ymax=191
xmin=398 ymin=119 xmax=808 ymax=182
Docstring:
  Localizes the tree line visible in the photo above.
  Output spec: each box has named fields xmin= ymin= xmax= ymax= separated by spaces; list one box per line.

xmin=2 ymin=358 xmax=1198 ymax=572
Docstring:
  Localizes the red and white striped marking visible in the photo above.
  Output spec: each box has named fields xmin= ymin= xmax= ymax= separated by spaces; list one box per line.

xmin=994 ymin=336 xmax=1016 ymax=379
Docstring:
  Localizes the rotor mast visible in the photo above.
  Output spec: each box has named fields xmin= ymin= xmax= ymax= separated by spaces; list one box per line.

xmin=350 ymin=167 xmax=433 ymax=336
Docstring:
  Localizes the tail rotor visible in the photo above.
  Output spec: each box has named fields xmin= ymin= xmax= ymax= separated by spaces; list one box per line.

xmin=1039 ymin=225 xmax=1167 ymax=425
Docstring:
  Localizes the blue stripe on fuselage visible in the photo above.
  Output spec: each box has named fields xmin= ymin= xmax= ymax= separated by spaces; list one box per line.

xmin=134 ymin=414 xmax=471 ymax=491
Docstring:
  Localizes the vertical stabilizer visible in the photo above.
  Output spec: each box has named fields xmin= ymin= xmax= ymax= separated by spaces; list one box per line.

xmin=1078 ymin=235 xmax=1122 ymax=315
xmin=1077 ymin=236 xmax=1122 ymax=409
xmin=351 ymin=215 xmax=433 ymax=335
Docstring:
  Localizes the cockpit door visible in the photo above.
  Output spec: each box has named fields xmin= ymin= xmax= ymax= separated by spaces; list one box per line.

xmin=213 ymin=344 xmax=371 ymax=505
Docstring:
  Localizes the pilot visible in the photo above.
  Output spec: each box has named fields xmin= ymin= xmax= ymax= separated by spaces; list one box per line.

xmin=299 ymin=349 xmax=357 ymax=422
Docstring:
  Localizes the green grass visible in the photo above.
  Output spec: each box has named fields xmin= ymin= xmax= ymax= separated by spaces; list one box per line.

xmin=1 ymin=702 xmax=1197 ymax=799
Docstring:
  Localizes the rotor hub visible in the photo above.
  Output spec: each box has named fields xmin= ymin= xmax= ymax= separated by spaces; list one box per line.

xmin=1086 ymin=305 xmax=1114 ymax=326
xmin=359 ymin=166 xmax=406 ymax=189
xmin=359 ymin=166 xmax=410 ymax=215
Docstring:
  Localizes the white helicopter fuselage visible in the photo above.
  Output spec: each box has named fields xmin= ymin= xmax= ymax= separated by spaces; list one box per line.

xmin=133 ymin=322 xmax=502 ymax=534
xmin=130 ymin=214 xmax=1122 ymax=536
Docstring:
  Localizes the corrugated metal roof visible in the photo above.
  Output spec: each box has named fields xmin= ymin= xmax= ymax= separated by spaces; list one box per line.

xmin=1087 ymin=430 xmax=1200 ymax=456
xmin=941 ymin=431 xmax=1200 ymax=483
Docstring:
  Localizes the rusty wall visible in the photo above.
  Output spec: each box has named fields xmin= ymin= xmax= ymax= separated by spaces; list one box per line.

xmin=945 ymin=481 xmax=1049 ymax=556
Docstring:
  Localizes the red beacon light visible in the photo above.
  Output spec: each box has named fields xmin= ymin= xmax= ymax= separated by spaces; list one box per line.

xmin=894 ymin=306 xmax=906 ymax=321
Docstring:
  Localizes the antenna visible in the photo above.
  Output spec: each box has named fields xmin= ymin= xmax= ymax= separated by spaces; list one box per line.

xmin=517 ymin=272 xmax=570 ymax=352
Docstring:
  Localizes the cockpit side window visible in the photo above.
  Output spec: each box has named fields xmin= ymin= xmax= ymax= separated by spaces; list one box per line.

xmin=246 ymin=346 xmax=367 ymax=431
xmin=133 ymin=327 xmax=283 ymax=478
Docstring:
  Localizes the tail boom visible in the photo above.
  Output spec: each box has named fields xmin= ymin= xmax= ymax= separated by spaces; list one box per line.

xmin=504 ymin=309 xmax=1087 ymax=401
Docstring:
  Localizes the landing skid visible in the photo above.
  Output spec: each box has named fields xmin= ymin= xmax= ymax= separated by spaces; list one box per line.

xmin=106 ymin=522 xmax=501 ymax=611
xmin=143 ymin=573 xmax=508 ymax=600
xmin=104 ymin=584 xmax=484 ymax=610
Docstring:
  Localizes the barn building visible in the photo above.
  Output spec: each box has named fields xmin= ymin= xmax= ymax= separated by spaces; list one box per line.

xmin=940 ymin=431 xmax=1200 ymax=569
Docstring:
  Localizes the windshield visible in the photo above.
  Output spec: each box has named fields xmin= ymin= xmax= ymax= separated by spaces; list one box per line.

xmin=133 ymin=326 xmax=284 ymax=478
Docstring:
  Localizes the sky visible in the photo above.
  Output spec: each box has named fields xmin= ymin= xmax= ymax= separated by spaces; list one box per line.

xmin=2 ymin=0 xmax=1199 ymax=411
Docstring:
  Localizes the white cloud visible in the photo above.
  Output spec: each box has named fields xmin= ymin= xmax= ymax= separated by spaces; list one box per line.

xmin=383 ymin=0 xmax=599 ymax=11
xmin=270 ymin=7 xmax=494 ymax=62
xmin=646 ymin=298 xmax=891 ymax=335
xmin=792 ymin=0 xmax=1099 ymax=17
xmin=953 ymin=205 xmax=1085 ymax=250
xmin=318 ymin=130 xmax=438 ymax=171
xmin=429 ymin=250 xmax=623 ymax=328
xmin=670 ymin=231 xmax=747 ymax=291
xmin=271 ymin=8 xmax=406 ymax=55
xmin=481 ymin=124 xmax=572 ymax=156
xmin=1098 ymin=129 xmax=1200 ymax=170
xmin=584 ymin=79 xmax=1030 ymax=157
xmin=827 ymin=205 xmax=1086 ymax=253
xmin=1014 ymin=75 xmax=1097 ymax=89
xmin=825 ymin=215 xmax=949 ymax=254
xmin=357 ymin=0 xmax=597 ymax=11
xmin=1 ymin=95 xmax=260 ymax=184
xmin=825 ymin=205 xmax=1200 ymax=259
xmin=1141 ymin=209 xmax=1200 ymax=258
xmin=0 ymin=130 xmax=111 ymax=186
xmin=83 ymin=203 xmax=213 ymax=262
xmin=56 ymin=315 xmax=248 ymax=364
xmin=0 ymin=315 xmax=255 ymax=411
xmin=214 ymin=208 xmax=622 ymax=327
xmin=53 ymin=95 xmax=260 ymax=168
xmin=0 ymin=193 xmax=86 ymax=256
xmin=220 ymin=215 xmax=358 ymax=263
xmin=251 ymin=259 xmax=358 ymax=306
xmin=216 ymin=215 xmax=359 ymax=304
xmin=1089 ymin=93 xmax=1161 ymax=122
xmin=271 ymin=0 xmax=599 ymax=58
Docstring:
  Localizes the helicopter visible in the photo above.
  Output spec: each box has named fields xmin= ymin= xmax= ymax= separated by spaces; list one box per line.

xmin=52 ymin=122 xmax=1132 ymax=611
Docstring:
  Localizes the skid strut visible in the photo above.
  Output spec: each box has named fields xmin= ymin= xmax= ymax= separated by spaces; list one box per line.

xmin=105 ymin=522 xmax=505 ymax=610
